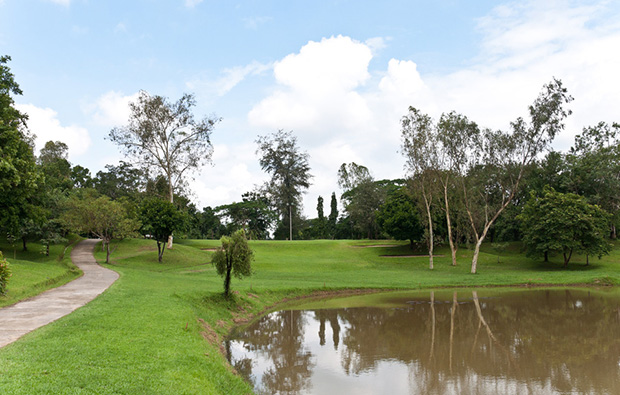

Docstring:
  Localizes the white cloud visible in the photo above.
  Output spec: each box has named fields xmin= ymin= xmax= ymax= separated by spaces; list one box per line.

xmin=187 ymin=61 xmax=272 ymax=98
xmin=243 ymin=1 xmax=620 ymax=217
xmin=16 ymin=104 xmax=91 ymax=160
xmin=86 ymin=90 xmax=140 ymax=127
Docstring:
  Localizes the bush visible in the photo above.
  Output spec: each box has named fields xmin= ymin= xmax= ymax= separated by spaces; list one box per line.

xmin=0 ymin=251 xmax=11 ymax=295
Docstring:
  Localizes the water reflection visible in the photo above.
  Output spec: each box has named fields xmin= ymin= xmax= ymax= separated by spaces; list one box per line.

xmin=227 ymin=289 xmax=620 ymax=395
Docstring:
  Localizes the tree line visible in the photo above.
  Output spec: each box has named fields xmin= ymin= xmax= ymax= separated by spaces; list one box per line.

xmin=1 ymin=54 xmax=618 ymax=273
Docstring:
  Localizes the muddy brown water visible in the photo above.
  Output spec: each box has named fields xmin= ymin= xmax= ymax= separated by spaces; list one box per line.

xmin=226 ymin=288 xmax=620 ymax=395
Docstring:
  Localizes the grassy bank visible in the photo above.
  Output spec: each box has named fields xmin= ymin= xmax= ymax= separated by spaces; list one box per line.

xmin=0 ymin=236 xmax=82 ymax=308
xmin=0 ymin=238 xmax=618 ymax=394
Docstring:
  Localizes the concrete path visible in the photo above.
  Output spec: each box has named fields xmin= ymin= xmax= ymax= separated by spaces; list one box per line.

xmin=0 ymin=239 xmax=119 ymax=348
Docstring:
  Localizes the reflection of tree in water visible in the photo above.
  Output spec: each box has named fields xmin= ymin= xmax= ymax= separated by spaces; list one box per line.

xmin=229 ymin=310 xmax=314 ymax=395
xmin=314 ymin=310 xmax=341 ymax=349
xmin=336 ymin=290 xmax=620 ymax=394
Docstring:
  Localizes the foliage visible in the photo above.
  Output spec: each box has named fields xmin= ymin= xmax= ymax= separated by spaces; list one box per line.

xmin=216 ymin=192 xmax=276 ymax=239
xmin=376 ymin=187 xmax=423 ymax=247
xmin=256 ymin=130 xmax=312 ymax=240
xmin=94 ymin=161 xmax=145 ymax=200
xmin=519 ymin=187 xmax=611 ymax=267
xmin=0 ymin=251 xmax=11 ymax=295
xmin=212 ymin=229 xmax=253 ymax=297
xmin=62 ymin=191 xmax=139 ymax=263
xmin=328 ymin=192 xmax=338 ymax=238
xmin=139 ymin=198 xmax=187 ymax=262
xmin=108 ymin=91 xmax=220 ymax=205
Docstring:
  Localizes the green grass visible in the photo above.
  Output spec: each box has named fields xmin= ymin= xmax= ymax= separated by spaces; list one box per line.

xmin=0 ymin=236 xmax=82 ymax=308
xmin=0 ymin=237 xmax=618 ymax=394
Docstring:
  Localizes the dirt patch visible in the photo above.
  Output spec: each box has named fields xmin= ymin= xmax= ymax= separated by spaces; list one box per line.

xmin=198 ymin=318 xmax=226 ymax=356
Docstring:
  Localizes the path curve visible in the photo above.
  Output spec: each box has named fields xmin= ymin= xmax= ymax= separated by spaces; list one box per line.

xmin=0 ymin=239 xmax=119 ymax=348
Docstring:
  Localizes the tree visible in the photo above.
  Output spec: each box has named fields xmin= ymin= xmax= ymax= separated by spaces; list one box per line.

xmin=376 ymin=187 xmax=423 ymax=248
xmin=0 ymin=55 xmax=41 ymax=239
xmin=94 ymin=161 xmax=145 ymax=200
xmin=328 ymin=192 xmax=338 ymax=238
xmin=0 ymin=251 xmax=10 ymax=296
xmin=212 ymin=229 xmax=253 ymax=297
xmin=108 ymin=91 xmax=220 ymax=248
xmin=256 ymin=130 xmax=312 ymax=240
xmin=139 ymin=199 xmax=187 ymax=262
xmin=38 ymin=141 xmax=73 ymax=191
xmin=462 ymin=78 xmax=573 ymax=273
xmin=519 ymin=187 xmax=611 ymax=267
xmin=62 ymin=191 xmax=139 ymax=263
xmin=401 ymin=108 xmax=440 ymax=269
xmin=216 ymin=192 xmax=276 ymax=240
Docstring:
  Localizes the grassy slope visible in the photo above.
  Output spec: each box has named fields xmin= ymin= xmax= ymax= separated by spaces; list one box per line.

xmin=0 ymin=237 xmax=82 ymax=308
xmin=0 ymin=238 xmax=618 ymax=394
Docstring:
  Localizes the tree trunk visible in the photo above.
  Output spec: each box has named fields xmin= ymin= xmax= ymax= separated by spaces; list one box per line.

xmin=157 ymin=241 xmax=164 ymax=262
xmin=289 ymin=204 xmax=293 ymax=241
xmin=106 ymin=241 xmax=111 ymax=264
xmin=443 ymin=184 xmax=457 ymax=266
xmin=423 ymin=193 xmax=434 ymax=270
xmin=544 ymin=251 xmax=548 ymax=262
xmin=224 ymin=257 xmax=232 ymax=297
xmin=167 ymin=181 xmax=174 ymax=249
xmin=611 ymin=224 xmax=617 ymax=240
xmin=563 ymin=249 xmax=572 ymax=268
xmin=22 ymin=237 xmax=27 ymax=252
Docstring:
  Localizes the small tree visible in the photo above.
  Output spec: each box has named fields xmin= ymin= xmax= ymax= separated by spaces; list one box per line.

xmin=0 ymin=251 xmax=11 ymax=295
xmin=139 ymin=199 xmax=186 ymax=262
xmin=212 ymin=229 xmax=253 ymax=297
xmin=519 ymin=187 xmax=611 ymax=267
xmin=377 ymin=187 xmax=424 ymax=249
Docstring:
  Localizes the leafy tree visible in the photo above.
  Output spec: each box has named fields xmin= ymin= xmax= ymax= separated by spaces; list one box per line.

xmin=216 ymin=192 xmax=276 ymax=239
xmin=71 ymin=165 xmax=94 ymax=189
xmin=38 ymin=140 xmax=73 ymax=191
xmin=462 ymin=79 xmax=573 ymax=273
xmin=62 ymin=191 xmax=139 ymax=263
xmin=94 ymin=161 xmax=145 ymax=200
xmin=519 ymin=187 xmax=611 ymax=267
xmin=109 ymin=91 xmax=220 ymax=247
xmin=0 ymin=55 xmax=41 ymax=239
xmin=212 ymin=229 xmax=253 ymax=297
xmin=139 ymin=199 xmax=186 ymax=262
xmin=377 ymin=187 xmax=423 ymax=248
xmin=195 ymin=206 xmax=225 ymax=239
xmin=401 ymin=108 xmax=440 ymax=269
xmin=311 ymin=195 xmax=327 ymax=239
xmin=256 ymin=130 xmax=312 ymax=240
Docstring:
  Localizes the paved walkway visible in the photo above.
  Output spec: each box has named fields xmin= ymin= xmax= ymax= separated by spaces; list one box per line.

xmin=0 ymin=239 xmax=119 ymax=348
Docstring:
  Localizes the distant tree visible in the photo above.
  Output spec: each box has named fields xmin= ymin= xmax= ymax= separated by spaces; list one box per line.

xmin=38 ymin=141 xmax=73 ymax=191
xmin=377 ymin=187 xmax=423 ymax=248
xmin=328 ymin=192 xmax=338 ymax=238
xmin=212 ymin=229 xmax=253 ymax=298
xmin=519 ymin=187 xmax=611 ymax=267
xmin=313 ymin=195 xmax=327 ymax=239
xmin=256 ymin=130 xmax=312 ymax=240
xmin=62 ymin=191 xmax=139 ymax=263
xmin=71 ymin=165 xmax=94 ymax=189
xmin=139 ymin=199 xmax=187 ymax=262
xmin=109 ymin=91 xmax=220 ymax=248
xmin=216 ymin=192 xmax=276 ymax=239
xmin=94 ymin=161 xmax=145 ymax=200
xmin=196 ymin=206 xmax=225 ymax=239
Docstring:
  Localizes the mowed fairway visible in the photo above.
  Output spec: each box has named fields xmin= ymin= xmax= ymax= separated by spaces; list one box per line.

xmin=0 ymin=238 xmax=618 ymax=394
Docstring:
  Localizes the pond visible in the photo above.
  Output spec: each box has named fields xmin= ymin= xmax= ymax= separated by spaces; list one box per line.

xmin=226 ymin=288 xmax=620 ymax=395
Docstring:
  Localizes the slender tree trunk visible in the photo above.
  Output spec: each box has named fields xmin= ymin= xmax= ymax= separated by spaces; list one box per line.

xmin=22 ymin=237 xmax=27 ymax=252
xmin=167 ymin=179 xmax=174 ymax=249
xmin=289 ymin=204 xmax=293 ymax=241
xmin=423 ymin=192 xmax=434 ymax=270
xmin=544 ymin=251 xmax=548 ymax=262
xmin=443 ymin=181 xmax=457 ymax=266
xmin=157 ymin=241 xmax=164 ymax=262
xmin=563 ymin=249 xmax=572 ymax=268
xmin=224 ymin=256 xmax=232 ymax=297
xmin=106 ymin=240 xmax=111 ymax=264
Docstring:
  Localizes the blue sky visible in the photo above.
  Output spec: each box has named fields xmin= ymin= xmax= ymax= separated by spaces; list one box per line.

xmin=1 ymin=0 xmax=619 ymax=215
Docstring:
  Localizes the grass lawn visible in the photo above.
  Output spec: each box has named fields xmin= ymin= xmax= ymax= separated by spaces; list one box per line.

xmin=0 ymin=237 xmax=618 ymax=394
xmin=0 ymin=236 xmax=82 ymax=308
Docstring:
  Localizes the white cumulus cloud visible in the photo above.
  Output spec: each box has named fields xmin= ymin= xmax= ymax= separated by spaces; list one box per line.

xmin=86 ymin=90 xmax=140 ymax=127
xmin=16 ymin=103 xmax=91 ymax=160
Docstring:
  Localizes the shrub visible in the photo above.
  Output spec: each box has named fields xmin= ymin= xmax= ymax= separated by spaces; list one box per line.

xmin=0 ymin=251 xmax=11 ymax=295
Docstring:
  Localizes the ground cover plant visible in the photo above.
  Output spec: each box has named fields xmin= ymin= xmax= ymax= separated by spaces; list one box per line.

xmin=0 ymin=238 xmax=617 ymax=394
xmin=0 ymin=237 xmax=81 ymax=308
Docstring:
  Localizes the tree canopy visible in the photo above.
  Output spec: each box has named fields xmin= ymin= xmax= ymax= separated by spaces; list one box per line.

xmin=212 ymin=229 xmax=253 ymax=297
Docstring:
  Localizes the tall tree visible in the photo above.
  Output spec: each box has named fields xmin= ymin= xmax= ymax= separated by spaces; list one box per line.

xmin=256 ymin=130 xmax=312 ymax=240
xmin=139 ymin=199 xmax=187 ymax=262
xmin=108 ymin=91 xmax=220 ymax=247
xmin=401 ymin=108 xmax=440 ymax=269
xmin=462 ymin=79 xmax=573 ymax=273
xmin=0 ymin=55 xmax=41 ymax=239
xmin=328 ymin=192 xmax=338 ymax=238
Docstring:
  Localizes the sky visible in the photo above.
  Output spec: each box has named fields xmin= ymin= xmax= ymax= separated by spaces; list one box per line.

xmin=1 ymin=0 xmax=619 ymax=217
